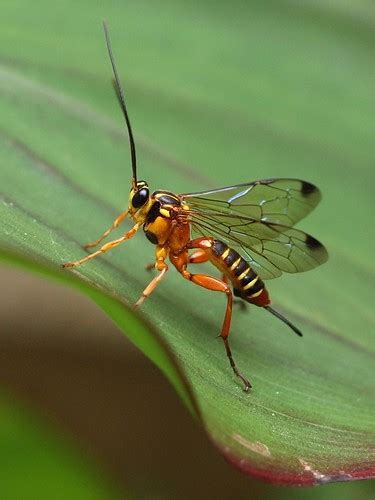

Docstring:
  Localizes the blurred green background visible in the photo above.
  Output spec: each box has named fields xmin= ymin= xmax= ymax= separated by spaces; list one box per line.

xmin=1 ymin=0 xmax=375 ymax=498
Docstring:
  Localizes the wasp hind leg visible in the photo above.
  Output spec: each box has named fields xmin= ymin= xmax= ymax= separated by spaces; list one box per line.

xmin=222 ymin=276 xmax=247 ymax=311
xmin=189 ymin=251 xmax=247 ymax=312
xmin=171 ymin=245 xmax=251 ymax=391
xmin=181 ymin=270 xmax=251 ymax=392
xmin=192 ymin=252 xmax=247 ymax=311
xmin=188 ymin=249 xmax=209 ymax=264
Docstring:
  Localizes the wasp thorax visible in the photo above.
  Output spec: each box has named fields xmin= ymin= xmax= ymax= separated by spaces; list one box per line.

xmin=130 ymin=181 xmax=149 ymax=209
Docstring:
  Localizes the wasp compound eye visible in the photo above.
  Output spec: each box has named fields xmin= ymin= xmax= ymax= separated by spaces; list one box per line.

xmin=132 ymin=188 xmax=149 ymax=208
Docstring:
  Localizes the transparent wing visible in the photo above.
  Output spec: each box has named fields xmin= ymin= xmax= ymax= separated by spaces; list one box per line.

xmin=180 ymin=179 xmax=327 ymax=280
xmin=181 ymin=178 xmax=321 ymax=226
xmin=188 ymin=212 xmax=328 ymax=280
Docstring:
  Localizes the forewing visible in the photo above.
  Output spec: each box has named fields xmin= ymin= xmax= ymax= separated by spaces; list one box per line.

xmin=182 ymin=178 xmax=321 ymax=226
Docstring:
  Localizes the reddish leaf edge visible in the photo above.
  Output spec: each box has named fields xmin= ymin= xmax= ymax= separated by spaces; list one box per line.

xmin=220 ymin=446 xmax=375 ymax=486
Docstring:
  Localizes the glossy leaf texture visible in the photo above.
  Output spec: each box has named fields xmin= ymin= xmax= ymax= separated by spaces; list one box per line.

xmin=1 ymin=0 xmax=374 ymax=486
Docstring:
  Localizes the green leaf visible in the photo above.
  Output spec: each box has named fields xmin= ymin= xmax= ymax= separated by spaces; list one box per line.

xmin=1 ymin=0 xmax=374 ymax=486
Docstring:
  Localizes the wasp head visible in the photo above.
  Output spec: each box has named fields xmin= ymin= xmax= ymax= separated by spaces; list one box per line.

xmin=128 ymin=180 xmax=152 ymax=221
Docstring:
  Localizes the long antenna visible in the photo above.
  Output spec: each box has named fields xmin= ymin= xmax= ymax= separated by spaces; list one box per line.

xmin=265 ymin=306 xmax=303 ymax=337
xmin=103 ymin=21 xmax=137 ymax=186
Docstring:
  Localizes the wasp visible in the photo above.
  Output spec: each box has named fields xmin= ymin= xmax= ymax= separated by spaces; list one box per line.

xmin=63 ymin=22 xmax=328 ymax=391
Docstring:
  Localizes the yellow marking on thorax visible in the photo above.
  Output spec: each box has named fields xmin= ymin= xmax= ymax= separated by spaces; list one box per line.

xmin=221 ymin=248 xmax=230 ymax=259
xmin=230 ymin=257 xmax=241 ymax=271
xmin=243 ymin=276 xmax=258 ymax=290
xmin=159 ymin=208 xmax=170 ymax=218
xmin=248 ymin=288 xmax=263 ymax=298
xmin=237 ymin=267 xmax=249 ymax=281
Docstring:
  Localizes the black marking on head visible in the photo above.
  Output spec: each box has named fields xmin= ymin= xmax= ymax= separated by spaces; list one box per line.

xmin=233 ymin=259 xmax=248 ymax=277
xmin=212 ymin=240 xmax=227 ymax=257
xmin=246 ymin=279 xmax=263 ymax=296
xmin=305 ymin=234 xmax=322 ymax=250
xmin=132 ymin=187 xmax=149 ymax=208
xmin=224 ymin=249 xmax=240 ymax=267
xmin=146 ymin=201 xmax=161 ymax=223
xmin=144 ymin=229 xmax=158 ymax=245
xmin=240 ymin=269 xmax=257 ymax=288
xmin=301 ymin=181 xmax=317 ymax=196
xmin=154 ymin=191 xmax=181 ymax=206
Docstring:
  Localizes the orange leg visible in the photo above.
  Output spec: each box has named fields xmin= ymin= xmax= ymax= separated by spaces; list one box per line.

xmin=220 ymin=274 xmax=247 ymax=311
xmin=135 ymin=246 xmax=169 ymax=307
xmin=83 ymin=210 xmax=128 ymax=249
xmin=188 ymin=249 xmax=209 ymax=264
xmin=170 ymin=243 xmax=251 ymax=391
xmin=145 ymin=249 xmax=208 ymax=272
xmin=190 ymin=253 xmax=246 ymax=310
xmin=62 ymin=223 xmax=140 ymax=268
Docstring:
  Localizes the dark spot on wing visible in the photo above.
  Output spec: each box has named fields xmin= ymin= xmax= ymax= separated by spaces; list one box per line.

xmin=305 ymin=234 xmax=323 ymax=249
xmin=301 ymin=181 xmax=317 ymax=196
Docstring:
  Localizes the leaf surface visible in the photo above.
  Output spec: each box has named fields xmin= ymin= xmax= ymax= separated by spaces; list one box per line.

xmin=1 ymin=0 xmax=374 ymax=485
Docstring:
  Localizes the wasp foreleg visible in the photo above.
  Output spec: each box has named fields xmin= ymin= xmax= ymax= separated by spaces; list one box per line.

xmin=83 ymin=210 xmax=128 ymax=249
xmin=62 ymin=223 xmax=140 ymax=268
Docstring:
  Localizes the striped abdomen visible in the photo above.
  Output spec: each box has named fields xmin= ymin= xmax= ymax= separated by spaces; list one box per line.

xmin=211 ymin=240 xmax=270 ymax=307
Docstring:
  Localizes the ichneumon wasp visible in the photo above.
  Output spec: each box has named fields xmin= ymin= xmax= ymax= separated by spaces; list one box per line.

xmin=63 ymin=22 xmax=328 ymax=391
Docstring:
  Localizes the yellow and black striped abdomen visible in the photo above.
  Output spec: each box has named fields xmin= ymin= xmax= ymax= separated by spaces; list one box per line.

xmin=211 ymin=239 xmax=270 ymax=307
